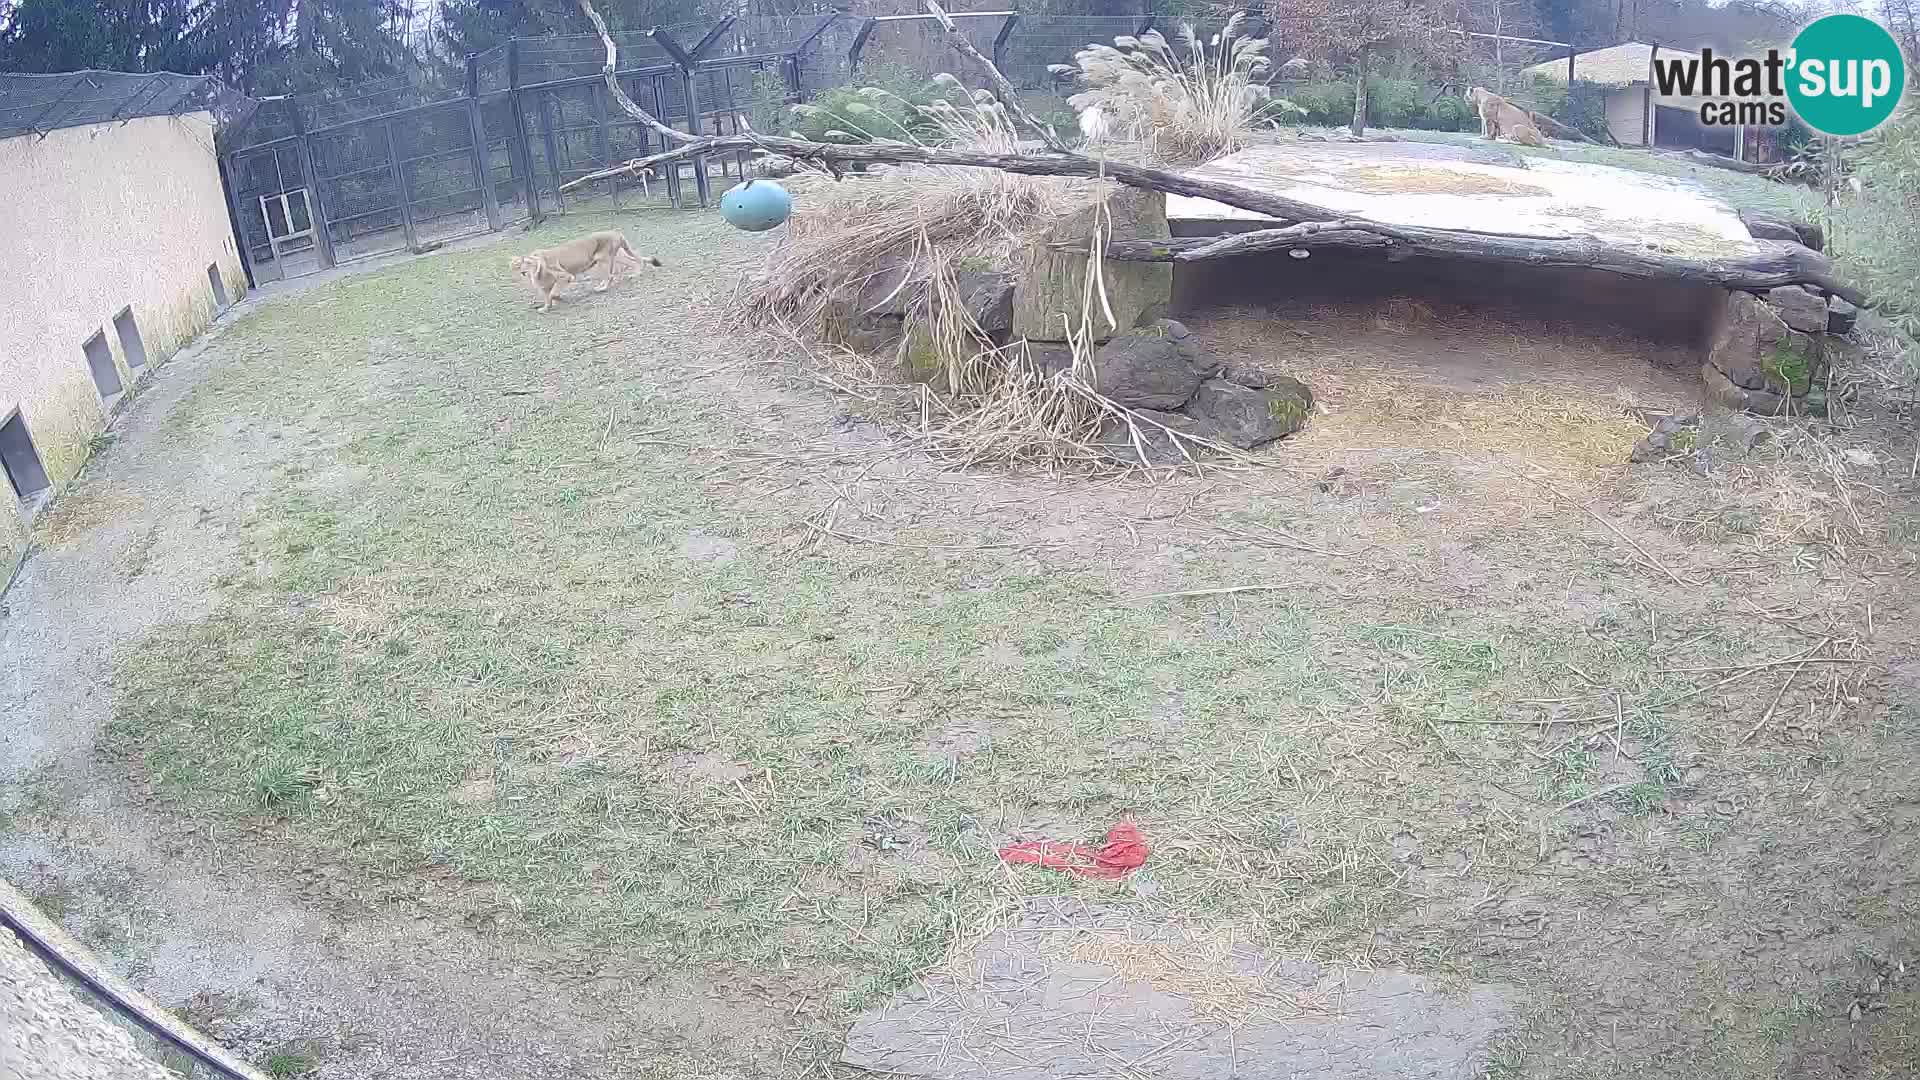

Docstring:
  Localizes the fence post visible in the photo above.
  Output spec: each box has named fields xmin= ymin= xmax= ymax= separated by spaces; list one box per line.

xmin=653 ymin=28 xmax=710 ymax=208
xmin=685 ymin=70 xmax=710 ymax=206
xmin=215 ymin=152 xmax=259 ymax=290
xmin=288 ymin=107 xmax=337 ymax=269
xmin=992 ymin=14 xmax=1019 ymax=76
xmin=465 ymin=54 xmax=503 ymax=232
xmin=383 ymin=121 xmax=421 ymax=251
xmin=690 ymin=16 xmax=736 ymax=60
xmin=507 ymin=39 xmax=543 ymax=224
xmin=849 ymin=18 xmax=877 ymax=77
xmin=1644 ymin=42 xmax=1658 ymax=147
xmin=592 ymin=79 xmax=615 ymax=201
xmin=1567 ymin=49 xmax=1575 ymax=90
xmin=655 ymin=75 xmax=684 ymax=207
xmin=537 ymin=92 xmax=567 ymax=212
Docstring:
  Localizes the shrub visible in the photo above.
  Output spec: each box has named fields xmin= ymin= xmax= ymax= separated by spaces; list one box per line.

xmin=1282 ymin=76 xmax=1471 ymax=131
xmin=1827 ymin=112 xmax=1920 ymax=350
xmin=1059 ymin=13 xmax=1294 ymax=163
xmin=1529 ymin=75 xmax=1610 ymax=140
xmin=782 ymin=62 xmax=944 ymax=144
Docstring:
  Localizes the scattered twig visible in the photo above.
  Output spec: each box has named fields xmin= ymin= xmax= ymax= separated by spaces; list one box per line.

xmin=1738 ymin=639 xmax=1827 ymax=744
xmin=1119 ymin=583 xmax=1303 ymax=603
xmin=1436 ymin=714 xmax=1610 ymax=726
xmin=1557 ymin=782 xmax=1635 ymax=812
xmin=1212 ymin=522 xmax=1356 ymax=557
xmin=1507 ymin=466 xmax=1699 ymax=586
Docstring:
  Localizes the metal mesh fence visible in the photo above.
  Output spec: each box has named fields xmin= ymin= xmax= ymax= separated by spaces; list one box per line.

xmin=0 ymin=70 xmax=225 ymax=140
xmin=209 ymin=9 xmax=1296 ymax=284
xmin=513 ymin=28 xmax=684 ymax=87
xmin=859 ymin=13 xmax=1008 ymax=88
xmin=998 ymin=15 xmax=1145 ymax=90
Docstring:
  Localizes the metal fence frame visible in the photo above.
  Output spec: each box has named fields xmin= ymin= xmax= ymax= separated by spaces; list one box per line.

xmin=222 ymin=16 xmax=846 ymax=283
xmin=216 ymin=11 xmax=1299 ymax=285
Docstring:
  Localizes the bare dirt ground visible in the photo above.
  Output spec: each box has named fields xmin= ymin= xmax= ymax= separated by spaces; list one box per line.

xmin=2 ymin=206 xmax=1916 ymax=1079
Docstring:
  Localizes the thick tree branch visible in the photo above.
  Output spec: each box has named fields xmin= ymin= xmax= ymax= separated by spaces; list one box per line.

xmin=561 ymin=133 xmax=1346 ymax=222
xmin=574 ymin=0 xmax=693 ymax=145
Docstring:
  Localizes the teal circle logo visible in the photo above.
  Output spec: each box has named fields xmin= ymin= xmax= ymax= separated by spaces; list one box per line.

xmin=1786 ymin=14 xmax=1907 ymax=136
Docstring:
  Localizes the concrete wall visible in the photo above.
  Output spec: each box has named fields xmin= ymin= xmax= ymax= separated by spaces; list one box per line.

xmin=0 ymin=111 xmax=245 ymax=566
xmin=1605 ymin=87 xmax=1651 ymax=146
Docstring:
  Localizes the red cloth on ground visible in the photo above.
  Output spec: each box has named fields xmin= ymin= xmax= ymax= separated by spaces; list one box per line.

xmin=998 ymin=822 xmax=1149 ymax=879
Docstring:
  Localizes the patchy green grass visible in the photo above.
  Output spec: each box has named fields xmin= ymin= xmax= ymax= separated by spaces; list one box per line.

xmin=97 ymin=206 xmax=1915 ymax=1074
xmin=262 ymin=1045 xmax=319 ymax=1078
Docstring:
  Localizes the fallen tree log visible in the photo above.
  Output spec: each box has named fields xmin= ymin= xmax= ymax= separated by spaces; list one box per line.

xmin=1526 ymin=111 xmax=1598 ymax=146
xmin=1098 ymin=223 xmax=1867 ymax=307
xmin=565 ymin=136 xmax=1356 ymax=225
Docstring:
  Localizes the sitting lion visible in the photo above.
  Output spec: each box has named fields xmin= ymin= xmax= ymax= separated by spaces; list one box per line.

xmin=1465 ymin=87 xmax=1547 ymax=148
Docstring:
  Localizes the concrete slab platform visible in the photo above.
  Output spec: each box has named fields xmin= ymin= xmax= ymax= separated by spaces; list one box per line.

xmin=1167 ymin=140 xmax=1762 ymax=257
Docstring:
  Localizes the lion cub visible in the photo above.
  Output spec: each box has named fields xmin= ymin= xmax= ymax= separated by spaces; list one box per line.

xmin=509 ymin=230 xmax=662 ymax=312
xmin=1465 ymin=87 xmax=1548 ymax=148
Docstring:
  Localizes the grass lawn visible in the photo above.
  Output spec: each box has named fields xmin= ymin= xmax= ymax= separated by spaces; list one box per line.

xmin=92 ymin=203 xmax=1918 ymax=1076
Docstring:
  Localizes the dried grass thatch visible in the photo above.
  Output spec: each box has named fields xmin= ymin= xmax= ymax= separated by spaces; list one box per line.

xmin=743 ymin=81 xmax=1244 ymax=471
xmin=1057 ymin=14 xmax=1295 ymax=165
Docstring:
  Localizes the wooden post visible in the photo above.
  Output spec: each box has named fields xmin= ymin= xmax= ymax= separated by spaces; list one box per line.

xmin=215 ymin=152 xmax=259 ymax=289
xmin=1644 ymin=42 xmax=1658 ymax=147
xmin=507 ymin=39 xmax=542 ymax=223
xmin=653 ymin=28 xmax=710 ymax=208
xmin=685 ymin=68 xmax=710 ymax=206
xmin=849 ymin=17 xmax=877 ymax=75
xmin=592 ymin=78 xmax=615 ymax=200
xmin=383 ymin=121 xmax=420 ymax=251
xmin=538 ymin=91 xmax=567 ymax=212
xmin=657 ymin=76 xmax=684 ymax=207
xmin=1567 ymin=49 xmax=1575 ymax=89
xmin=992 ymin=13 xmax=1019 ymax=75
xmin=465 ymin=54 xmax=503 ymax=232
xmin=288 ymin=108 xmax=336 ymax=269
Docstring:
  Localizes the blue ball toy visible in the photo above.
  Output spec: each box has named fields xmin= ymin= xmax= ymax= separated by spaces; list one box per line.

xmin=719 ymin=178 xmax=793 ymax=233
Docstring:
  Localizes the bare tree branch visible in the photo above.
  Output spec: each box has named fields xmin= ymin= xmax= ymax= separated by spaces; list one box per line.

xmin=574 ymin=0 xmax=694 ymax=145
xmin=924 ymin=0 xmax=1071 ymax=153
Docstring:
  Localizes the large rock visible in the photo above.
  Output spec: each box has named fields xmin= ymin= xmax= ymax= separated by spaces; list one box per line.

xmin=1765 ymin=285 xmax=1829 ymax=334
xmin=1180 ymin=376 xmax=1313 ymax=449
xmin=1093 ymin=408 xmax=1212 ymax=466
xmin=954 ymin=271 xmax=1014 ymax=339
xmin=1828 ymin=295 xmax=1858 ymax=335
xmin=1707 ymin=290 xmax=1823 ymax=405
xmin=1089 ymin=320 xmax=1218 ymax=409
xmin=1738 ymin=209 xmax=1824 ymax=252
xmin=1012 ymin=187 xmax=1174 ymax=343
xmin=1703 ymin=363 xmax=1827 ymax=417
xmin=1629 ymin=412 xmax=1702 ymax=463
xmin=821 ymin=283 xmax=906 ymax=354
xmin=857 ymin=256 xmax=915 ymax=316
xmin=1019 ymin=342 xmax=1076 ymax=379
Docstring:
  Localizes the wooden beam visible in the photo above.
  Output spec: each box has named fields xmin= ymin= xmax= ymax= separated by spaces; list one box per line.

xmin=1099 ymin=225 xmax=1863 ymax=304
xmin=688 ymin=16 xmax=736 ymax=61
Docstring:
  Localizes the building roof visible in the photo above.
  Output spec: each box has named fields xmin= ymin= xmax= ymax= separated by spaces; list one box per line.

xmin=0 ymin=70 xmax=231 ymax=141
xmin=1523 ymin=42 xmax=1705 ymax=89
